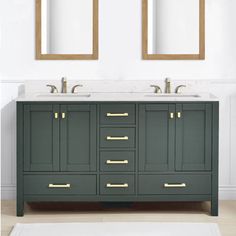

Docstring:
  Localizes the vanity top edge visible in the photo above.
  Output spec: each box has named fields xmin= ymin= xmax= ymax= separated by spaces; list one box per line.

xmin=16 ymin=92 xmax=219 ymax=102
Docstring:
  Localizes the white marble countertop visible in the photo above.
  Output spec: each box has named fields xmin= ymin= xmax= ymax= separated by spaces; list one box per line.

xmin=16 ymin=92 xmax=219 ymax=102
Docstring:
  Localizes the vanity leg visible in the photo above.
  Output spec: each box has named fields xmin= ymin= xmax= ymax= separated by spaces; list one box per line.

xmin=17 ymin=200 xmax=24 ymax=217
xmin=211 ymin=199 xmax=218 ymax=216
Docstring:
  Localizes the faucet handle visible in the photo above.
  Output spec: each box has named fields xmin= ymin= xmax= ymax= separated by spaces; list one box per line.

xmin=47 ymin=85 xmax=58 ymax=93
xmin=150 ymin=85 xmax=162 ymax=94
xmin=71 ymin=84 xmax=83 ymax=93
xmin=175 ymin=85 xmax=187 ymax=94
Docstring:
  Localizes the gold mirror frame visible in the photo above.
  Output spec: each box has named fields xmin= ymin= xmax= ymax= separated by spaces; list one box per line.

xmin=36 ymin=0 xmax=99 ymax=60
xmin=142 ymin=0 xmax=205 ymax=60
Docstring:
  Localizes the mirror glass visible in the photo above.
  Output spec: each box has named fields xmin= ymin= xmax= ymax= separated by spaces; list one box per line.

xmin=143 ymin=0 xmax=205 ymax=60
xmin=36 ymin=0 xmax=98 ymax=60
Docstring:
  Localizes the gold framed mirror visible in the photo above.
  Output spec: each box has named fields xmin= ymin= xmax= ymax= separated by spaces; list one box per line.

xmin=142 ymin=0 xmax=205 ymax=60
xmin=36 ymin=0 xmax=98 ymax=60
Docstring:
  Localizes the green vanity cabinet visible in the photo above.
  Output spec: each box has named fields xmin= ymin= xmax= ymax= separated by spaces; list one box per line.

xmin=17 ymin=102 xmax=218 ymax=217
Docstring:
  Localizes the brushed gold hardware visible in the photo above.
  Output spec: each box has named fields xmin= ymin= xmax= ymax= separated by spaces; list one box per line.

xmin=54 ymin=112 xmax=59 ymax=119
xmin=106 ymin=160 xmax=129 ymax=164
xmin=106 ymin=113 xmax=129 ymax=117
xmin=106 ymin=183 xmax=129 ymax=188
xmin=175 ymin=85 xmax=187 ymax=94
xmin=150 ymin=85 xmax=162 ymax=94
xmin=177 ymin=112 xmax=182 ymax=118
xmin=170 ymin=112 xmax=174 ymax=119
xmin=164 ymin=183 xmax=186 ymax=188
xmin=106 ymin=136 xmax=129 ymax=141
xmin=71 ymin=84 xmax=83 ymax=93
xmin=47 ymin=85 xmax=58 ymax=93
xmin=61 ymin=112 xmax=66 ymax=119
xmin=48 ymin=184 xmax=71 ymax=188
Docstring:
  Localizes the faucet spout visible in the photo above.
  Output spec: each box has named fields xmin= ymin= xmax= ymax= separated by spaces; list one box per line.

xmin=165 ymin=78 xmax=171 ymax=93
xmin=61 ymin=77 xmax=67 ymax=93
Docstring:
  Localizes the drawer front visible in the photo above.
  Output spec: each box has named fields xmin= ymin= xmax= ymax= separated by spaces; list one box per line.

xmin=100 ymin=104 xmax=135 ymax=125
xmin=100 ymin=175 xmax=135 ymax=195
xmin=100 ymin=151 xmax=135 ymax=172
xmin=100 ymin=128 xmax=135 ymax=148
xmin=24 ymin=175 xmax=97 ymax=195
xmin=138 ymin=174 xmax=211 ymax=195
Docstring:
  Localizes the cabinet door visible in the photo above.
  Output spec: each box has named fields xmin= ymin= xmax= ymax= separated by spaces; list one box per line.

xmin=60 ymin=105 xmax=97 ymax=171
xmin=24 ymin=104 xmax=59 ymax=171
xmin=139 ymin=104 xmax=175 ymax=171
xmin=176 ymin=104 xmax=212 ymax=171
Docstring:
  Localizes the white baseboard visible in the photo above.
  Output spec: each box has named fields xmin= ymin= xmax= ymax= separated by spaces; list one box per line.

xmin=1 ymin=185 xmax=16 ymax=200
xmin=1 ymin=185 xmax=236 ymax=201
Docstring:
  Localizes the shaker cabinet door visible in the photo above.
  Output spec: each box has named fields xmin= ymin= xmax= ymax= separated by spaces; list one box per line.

xmin=60 ymin=105 xmax=97 ymax=171
xmin=23 ymin=105 xmax=60 ymax=171
xmin=139 ymin=104 xmax=175 ymax=171
xmin=176 ymin=104 xmax=212 ymax=171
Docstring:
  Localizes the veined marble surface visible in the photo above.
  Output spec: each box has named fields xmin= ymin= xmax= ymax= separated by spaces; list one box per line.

xmin=16 ymin=80 xmax=218 ymax=102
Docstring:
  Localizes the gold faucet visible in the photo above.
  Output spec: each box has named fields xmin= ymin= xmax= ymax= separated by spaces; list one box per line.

xmin=61 ymin=77 xmax=67 ymax=93
xmin=165 ymin=78 xmax=171 ymax=93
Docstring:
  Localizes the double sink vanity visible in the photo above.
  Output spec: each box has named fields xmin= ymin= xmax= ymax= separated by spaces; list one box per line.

xmin=16 ymin=79 xmax=219 ymax=216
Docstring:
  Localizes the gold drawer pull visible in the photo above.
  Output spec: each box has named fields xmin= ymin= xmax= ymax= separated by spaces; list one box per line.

xmin=54 ymin=112 xmax=59 ymax=119
xmin=106 ymin=113 xmax=129 ymax=117
xmin=170 ymin=112 xmax=174 ymax=119
xmin=177 ymin=112 xmax=181 ymax=118
xmin=106 ymin=183 xmax=129 ymax=188
xmin=48 ymin=184 xmax=71 ymax=188
xmin=106 ymin=136 xmax=129 ymax=141
xmin=106 ymin=160 xmax=129 ymax=164
xmin=164 ymin=183 xmax=186 ymax=188
xmin=61 ymin=112 xmax=66 ymax=119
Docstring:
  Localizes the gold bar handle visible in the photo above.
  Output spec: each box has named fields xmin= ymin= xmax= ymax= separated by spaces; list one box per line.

xmin=106 ymin=183 xmax=129 ymax=188
xmin=106 ymin=113 xmax=129 ymax=117
xmin=170 ymin=112 xmax=174 ymax=119
xmin=164 ymin=183 xmax=186 ymax=188
xmin=177 ymin=112 xmax=182 ymax=118
xmin=48 ymin=184 xmax=71 ymax=188
xmin=106 ymin=136 xmax=129 ymax=141
xmin=61 ymin=112 xmax=66 ymax=119
xmin=54 ymin=112 xmax=58 ymax=119
xmin=106 ymin=160 xmax=129 ymax=164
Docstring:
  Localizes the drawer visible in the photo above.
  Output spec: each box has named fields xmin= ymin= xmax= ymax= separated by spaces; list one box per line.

xmin=100 ymin=128 xmax=135 ymax=148
xmin=138 ymin=174 xmax=211 ymax=195
xmin=100 ymin=104 xmax=135 ymax=125
xmin=100 ymin=175 xmax=135 ymax=195
xmin=100 ymin=151 xmax=135 ymax=172
xmin=24 ymin=175 xmax=97 ymax=195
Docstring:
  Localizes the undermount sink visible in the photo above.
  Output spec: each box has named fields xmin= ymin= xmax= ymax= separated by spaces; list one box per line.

xmin=145 ymin=94 xmax=200 ymax=98
xmin=37 ymin=93 xmax=91 ymax=98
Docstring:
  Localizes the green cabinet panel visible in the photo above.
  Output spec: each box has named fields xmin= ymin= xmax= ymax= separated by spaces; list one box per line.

xmin=138 ymin=174 xmax=211 ymax=195
xmin=60 ymin=105 xmax=97 ymax=171
xmin=100 ymin=127 xmax=135 ymax=148
xmin=23 ymin=105 xmax=59 ymax=171
xmin=100 ymin=151 xmax=135 ymax=172
xmin=24 ymin=174 xmax=97 ymax=195
xmin=176 ymin=104 xmax=212 ymax=171
xmin=139 ymin=104 xmax=175 ymax=171
xmin=100 ymin=174 xmax=135 ymax=195
xmin=100 ymin=104 xmax=135 ymax=125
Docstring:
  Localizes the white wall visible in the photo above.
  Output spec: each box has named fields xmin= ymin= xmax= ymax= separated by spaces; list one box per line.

xmin=1 ymin=0 xmax=236 ymax=199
